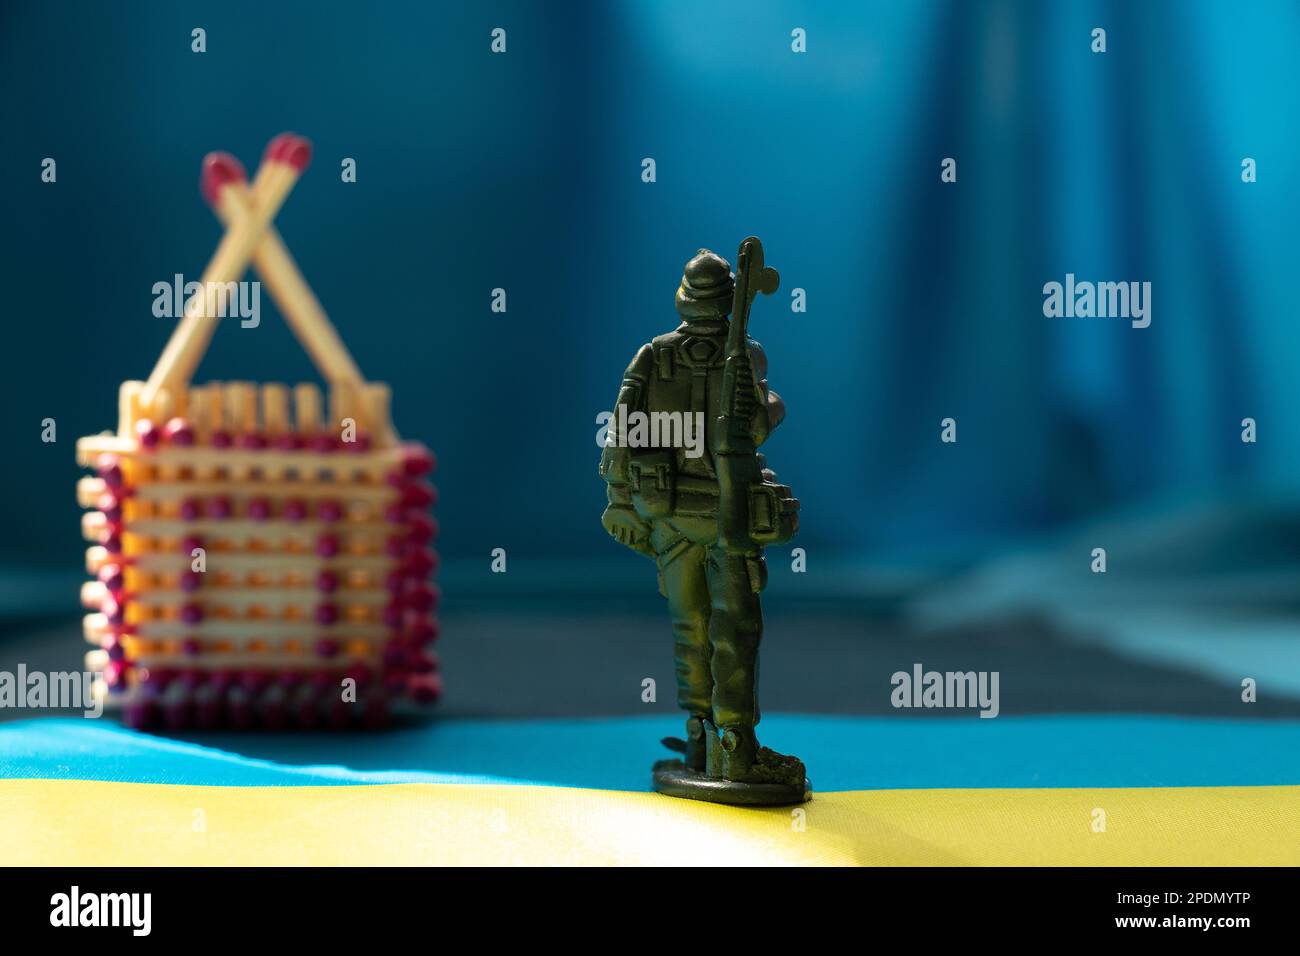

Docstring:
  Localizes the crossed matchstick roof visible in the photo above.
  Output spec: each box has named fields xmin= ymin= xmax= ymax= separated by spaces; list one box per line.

xmin=142 ymin=133 xmax=366 ymax=417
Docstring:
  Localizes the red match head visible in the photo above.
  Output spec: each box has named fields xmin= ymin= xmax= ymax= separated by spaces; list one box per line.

xmin=199 ymin=151 xmax=246 ymax=206
xmin=264 ymin=132 xmax=313 ymax=172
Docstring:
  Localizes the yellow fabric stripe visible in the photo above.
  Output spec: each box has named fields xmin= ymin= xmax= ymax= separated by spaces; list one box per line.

xmin=2 ymin=779 xmax=1296 ymax=866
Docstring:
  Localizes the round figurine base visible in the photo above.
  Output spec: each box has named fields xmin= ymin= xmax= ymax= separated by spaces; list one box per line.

xmin=652 ymin=759 xmax=812 ymax=807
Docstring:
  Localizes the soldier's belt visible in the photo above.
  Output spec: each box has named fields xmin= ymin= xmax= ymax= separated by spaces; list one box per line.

xmin=628 ymin=450 xmax=676 ymax=519
xmin=672 ymin=476 xmax=719 ymax=518
xmin=663 ymin=475 xmax=800 ymax=548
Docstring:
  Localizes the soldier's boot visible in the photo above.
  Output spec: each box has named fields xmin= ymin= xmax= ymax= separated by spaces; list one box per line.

xmin=683 ymin=714 xmax=710 ymax=773
xmin=708 ymin=724 xmax=806 ymax=789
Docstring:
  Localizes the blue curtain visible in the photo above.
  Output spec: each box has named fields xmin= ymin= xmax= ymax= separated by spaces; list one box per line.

xmin=2 ymin=0 xmax=1297 ymax=572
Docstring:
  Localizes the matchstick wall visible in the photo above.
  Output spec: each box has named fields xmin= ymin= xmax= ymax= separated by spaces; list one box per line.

xmin=74 ymin=134 xmax=441 ymax=730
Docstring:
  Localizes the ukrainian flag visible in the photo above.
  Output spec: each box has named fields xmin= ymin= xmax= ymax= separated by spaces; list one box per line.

xmin=1 ymin=714 xmax=1296 ymax=865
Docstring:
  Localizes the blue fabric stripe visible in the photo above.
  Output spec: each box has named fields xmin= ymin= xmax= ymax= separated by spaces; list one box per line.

xmin=2 ymin=714 xmax=1297 ymax=792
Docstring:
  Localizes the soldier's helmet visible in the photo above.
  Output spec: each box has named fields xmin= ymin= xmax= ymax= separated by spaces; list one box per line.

xmin=675 ymin=249 xmax=734 ymax=320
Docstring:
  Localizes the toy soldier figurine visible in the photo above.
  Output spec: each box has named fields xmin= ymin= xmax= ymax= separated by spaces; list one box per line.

xmin=599 ymin=237 xmax=809 ymax=805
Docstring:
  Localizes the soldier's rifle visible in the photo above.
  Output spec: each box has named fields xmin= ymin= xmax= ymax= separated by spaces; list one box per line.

xmin=713 ymin=236 xmax=779 ymax=555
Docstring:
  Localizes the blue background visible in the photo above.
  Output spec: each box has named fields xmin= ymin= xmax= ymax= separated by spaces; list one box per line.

xmin=0 ymin=1 xmax=1298 ymax=777
xmin=2 ymin=0 xmax=1298 ymax=586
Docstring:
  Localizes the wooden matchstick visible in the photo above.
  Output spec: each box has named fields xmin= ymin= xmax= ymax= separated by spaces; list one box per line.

xmin=86 ymin=547 xmax=396 ymax=575
xmin=201 ymin=152 xmax=366 ymax=391
xmin=141 ymin=133 xmax=313 ymax=412
xmin=80 ymin=512 xmax=398 ymax=543
xmin=77 ymin=476 xmax=401 ymax=506
xmin=84 ymin=614 xmax=392 ymax=642
xmin=76 ymin=434 xmax=408 ymax=475
xmin=93 ymin=650 xmax=386 ymax=671
xmin=82 ymin=580 xmax=391 ymax=608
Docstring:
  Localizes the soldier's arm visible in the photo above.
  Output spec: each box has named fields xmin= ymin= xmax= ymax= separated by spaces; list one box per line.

xmin=599 ymin=344 xmax=653 ymax=495
xmin=599 ymin=345 xmax=655 ymax=556
xmin=747 ymin=339 xmax=785 ymax=447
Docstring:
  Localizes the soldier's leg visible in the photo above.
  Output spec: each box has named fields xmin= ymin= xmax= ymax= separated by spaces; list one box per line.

xmin=654 ymin=528 xmax=712 ymax=771
xmin=704 ymin=549 xmax=765 ymax=777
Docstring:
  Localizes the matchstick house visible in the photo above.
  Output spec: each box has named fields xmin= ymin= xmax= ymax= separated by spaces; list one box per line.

xmin=76 ymin=133 xmax=440 ymax=730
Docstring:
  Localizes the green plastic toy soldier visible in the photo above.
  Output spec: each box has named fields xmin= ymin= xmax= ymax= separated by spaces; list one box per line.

xmin=599 ymin=237 xmax=809 ymax=806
